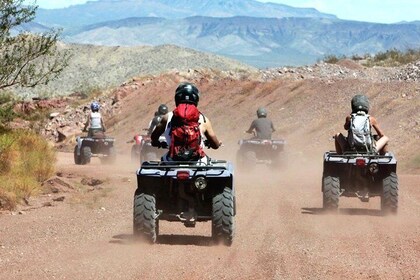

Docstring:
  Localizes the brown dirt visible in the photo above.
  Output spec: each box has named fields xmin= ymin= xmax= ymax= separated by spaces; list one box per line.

xmin=1 ymin=70 xmax=419 ymax=279
xmin=0 ymin=152 xmax=419 ymax=279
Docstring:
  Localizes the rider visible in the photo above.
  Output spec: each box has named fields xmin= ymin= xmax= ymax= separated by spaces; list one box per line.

xmin=83 ymin=101 xmax=106 ymax=137
xmin=151 ymin=82 xmax=222 ymax=162
xmin=246 ymin=107 xmax=275 ymax=139
xmin=335 ymin=94 xmax=389 ymax=155
xmin=147 ymin=104 xmax=168 ymax=135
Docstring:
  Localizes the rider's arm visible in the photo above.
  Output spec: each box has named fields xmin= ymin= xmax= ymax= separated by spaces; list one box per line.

xmin=246 ymin=120 xmax=256 ymax=134
xmin=83 ymin=115 xmax=91 ymax=131
xmin=370 ymin=116 xmax=385 ymax=138
xmin=101 ymin=118 xmax=106 ymax=132
xmin=151 ymin=114 xmax=168 ymax=145
xmin=203 ymin=118 xmax=222 ymax=149
xmin=344 ymin=115 xmax=351 ymax=130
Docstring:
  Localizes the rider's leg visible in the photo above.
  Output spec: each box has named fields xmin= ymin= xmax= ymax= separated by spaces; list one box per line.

xmin=375 ymin=135 xmax=389 ymax=155
xmin=334 ymin=133 xmax=347 ymax=154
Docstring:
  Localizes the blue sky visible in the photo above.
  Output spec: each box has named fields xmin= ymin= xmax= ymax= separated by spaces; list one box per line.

xmin=27 ymin=0 xmax=420 ymax=24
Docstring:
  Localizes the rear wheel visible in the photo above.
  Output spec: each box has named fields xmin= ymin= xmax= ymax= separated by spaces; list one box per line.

xmin=381 ymin=172 xmax=398 ymax=214
xmin=74 ymin=145 xmax=81 ymax=165
xmin=323 ymin=176 xmax=340 ymax=211
xmin=131 ymin=145 xmax=139 ymax=163
xmin=236 ymin=149 xmax=255 ymax=172
xmin=102 ymin=146 xmax=116 ymax=164
xmin=212 ymin=188 xmax=235 ymax=246
xmin=133 ymin=193 xmax=158 ymax=243
xmin=81 ymin=146 xmax=91 ymax=164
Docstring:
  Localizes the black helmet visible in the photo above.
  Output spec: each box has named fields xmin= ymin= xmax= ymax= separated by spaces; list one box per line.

xmin=175 ymin=82 xmax=200 ymax=106
xmin=157 ymin=104 xmax=168 ymax=115
xmin=257 ymin=107 xmax=267 ymax=118
xmin=351 ymin=94 xmax=369 ymax=113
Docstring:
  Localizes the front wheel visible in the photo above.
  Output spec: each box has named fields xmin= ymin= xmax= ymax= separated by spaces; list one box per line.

xmin=81 ymin=146 xmax=91 ymax=164
xmin=212 ymin=188 xmax=235 ymax=246
xmin=133 ymin=193 xmax=158 ymax=243
xmin=323 ymin=176 xmax=340 ymax=211
xmin=381 ymin=172 xmax=398 ymax=214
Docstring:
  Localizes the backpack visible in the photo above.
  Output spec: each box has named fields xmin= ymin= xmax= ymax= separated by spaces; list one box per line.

xmin=169 ymin=103 xmax=205 ymax=161
xmin=347 ymin=112 xmax=373 ymax=151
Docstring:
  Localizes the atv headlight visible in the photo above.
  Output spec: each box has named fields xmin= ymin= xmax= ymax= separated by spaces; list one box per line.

xmin=194 ymin=177 xmax=207 ymax=190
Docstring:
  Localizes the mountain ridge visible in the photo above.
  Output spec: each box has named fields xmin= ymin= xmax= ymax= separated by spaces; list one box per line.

xmin=61 ymin=16 xmax=420 ymax=67
xmin=35 ymin=0 xmax=336 ymax=28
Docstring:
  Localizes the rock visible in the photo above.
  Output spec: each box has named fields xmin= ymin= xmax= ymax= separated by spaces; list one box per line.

xmin=49 ymin=112 xmax=60 ymax=119
xmin=81 ymin=178 xmax=104 ymax=187
xmin=56 ymin=126 xmax=81 ymax=142
xmin=53 ymin=196 xmax=65 ymax=202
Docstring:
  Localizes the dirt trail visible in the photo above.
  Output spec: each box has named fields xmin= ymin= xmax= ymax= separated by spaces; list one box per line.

xmin=0 ymin=151 xmax=419 ymax=280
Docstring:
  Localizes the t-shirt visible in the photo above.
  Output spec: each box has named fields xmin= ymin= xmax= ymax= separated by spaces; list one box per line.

xmin=248 ymin=118 xmax=275 ymax=139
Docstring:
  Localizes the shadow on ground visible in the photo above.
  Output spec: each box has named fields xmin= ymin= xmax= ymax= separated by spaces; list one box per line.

xmin=301 ymin=207 xmax=384 ymax=216
xmin=109 ymin=233 xmax=214 ymax=246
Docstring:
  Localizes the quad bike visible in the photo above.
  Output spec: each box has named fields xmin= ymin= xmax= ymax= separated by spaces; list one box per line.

xmin=236 ymin=137 xmax=286 ymax=171
xmin=322 ymin=149 xmax=398 ymax=214
xmin=133 ymin=145 xmax=236 ymax=246
xmin=130 ymin=132 xmax=167 ymax=164
xmin=74 ymin=133 xmax=116 ymax=165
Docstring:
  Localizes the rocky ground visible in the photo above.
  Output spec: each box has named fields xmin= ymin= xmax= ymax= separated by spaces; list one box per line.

xmin=1 ymin=59 xmax=419 ymax=279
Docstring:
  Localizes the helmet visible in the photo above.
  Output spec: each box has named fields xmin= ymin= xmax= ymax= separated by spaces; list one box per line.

xmin=174 ymin=82 xmax=200 ymax=106
xmin=257 ymin=107 xmax=267 ymax=118
xmin=157 ymin=104 xmax=168 ymax=115
xmin=351 ymin=94 xmax=369 ymax=113
xmin=90 ymin=101 xmax=100 ymax=112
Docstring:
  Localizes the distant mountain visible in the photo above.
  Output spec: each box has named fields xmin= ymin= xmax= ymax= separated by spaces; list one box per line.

xmin=62 ymin=16 xmax=420 ymax=67
xmin=28 ymin=0 xmax=420 ymax=67
xmin=35 ymin=0 xmax=336 ymax=28
xmin=24 ymin=43 xmax=255 ymax=96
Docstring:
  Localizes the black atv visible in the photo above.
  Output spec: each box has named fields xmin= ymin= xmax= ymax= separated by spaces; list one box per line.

xmin=74 ymin=135 xmax=116 ymax=165
xmin=133 ymin=158 xmax=236 ymax=246
xmin=322 ymin=150 xmax=398 ymax=214
xmin=130 ymin=134 xmax=166 ymax=164
xmin=236 ymin=138 xmax=286 ymax=171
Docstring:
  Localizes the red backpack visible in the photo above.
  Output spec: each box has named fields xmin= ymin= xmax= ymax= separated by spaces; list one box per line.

xmin=169 ymin=104 xmax=205 ymax=161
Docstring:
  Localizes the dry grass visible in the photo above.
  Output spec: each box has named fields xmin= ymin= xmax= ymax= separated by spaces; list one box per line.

xmin=0 ymin=130 xmax=56 ymax=210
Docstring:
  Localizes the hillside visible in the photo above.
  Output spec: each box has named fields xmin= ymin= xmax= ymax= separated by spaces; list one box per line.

xmin=23 ymin=43 xmax=255 ymax=97
xmin=40 ymin=61 xmax=420 ymax=172
xmin=62 ymin=16 xmax=420 ymax=67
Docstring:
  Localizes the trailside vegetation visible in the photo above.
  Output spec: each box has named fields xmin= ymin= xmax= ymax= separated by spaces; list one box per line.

xmin=0 ymin=0 xmax=69 ymax=90
xmin=0 ymin=129 xmax=56 ymax=210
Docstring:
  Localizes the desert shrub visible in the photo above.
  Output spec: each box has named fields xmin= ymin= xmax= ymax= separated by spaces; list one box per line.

xmin=0 ymin=129 xmax=56 ymax=210
xmin=0 ymin=92 xmax=14 ymax=105
xmin=0 ymin=103 xmax=16 ymax=125
xmin=363 ymin=48 xmax=420 ymax=67
xmin=322 ymin=54 xmax=345 ymax=64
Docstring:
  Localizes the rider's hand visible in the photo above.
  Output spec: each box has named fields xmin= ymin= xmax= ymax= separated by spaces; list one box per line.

xmin=152 ymin=141 xmax=168 ymax=149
